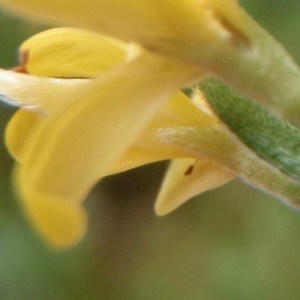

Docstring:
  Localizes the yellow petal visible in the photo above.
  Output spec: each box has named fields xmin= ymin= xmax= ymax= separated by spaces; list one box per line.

xmin=5 ymin=109 xmax=41 ymax=162
xmin=3 ymin=74 xmax=90 ymax=163
xmin=14 ymin=175 xmax=87 ymax=249
xmin=15 ymin=54 xmax=199 ymax=248
xmin=0 ymin=0 xmax=175 ymax=39
xmin=0 ymin=68 xmax=87 ymax=111
xmin=107 ymin=86 xmax=238 ymax=177
xmin=4 ymin=27 xmax=125 ymax=161
xmin=17 ymin=27 xmax=127 ymax=78
xmin=0 ymin=0 xmax=241 ymax=56
xmin=108 ymin=90 xmax=216 ymax=174
xmin=155 ymin=158 xmax=236 ymax=216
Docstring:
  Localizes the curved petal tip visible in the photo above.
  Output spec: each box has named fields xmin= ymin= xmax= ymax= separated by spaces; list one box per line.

xmin=155 ymin=158 xmax=235 ymax=216
xmin=19 ymin=191 xmax=88 ymax=249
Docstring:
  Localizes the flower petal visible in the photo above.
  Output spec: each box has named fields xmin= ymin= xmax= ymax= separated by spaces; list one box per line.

xmin=3 ymin=75 xmax=90 ymax=163
xmin=17 ymin=27 xmax=127 ymax=78
xmin=0 ymin=68 xmax=87 ymax=111
xmin=155 ymin=158 xmax=235 ymax=216
xmin=0 ymin=0 xmax=182 ymax=39
xmin=14 ymin=184 xmax=88 ymax=249
xmin=107 ymin=90 xmax=216 ymax=175
xmin=5 ymin=110 xmax=41 ymax=162
xmin=4 ymin=26 xmax=127 ymax=162
xmin=0 ymin=0 xmax=240 ymax=53
xmin=1 ymin=70 xmax=89 ymax=162
xmin=15 ymin=54 xmax=199 ymax=248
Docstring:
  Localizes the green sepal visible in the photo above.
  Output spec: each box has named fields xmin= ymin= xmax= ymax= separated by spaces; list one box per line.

xmin=187 ymin=78 xmax=300 ymax=207
xmin=200 ymin=78 xmax=300 ymax=181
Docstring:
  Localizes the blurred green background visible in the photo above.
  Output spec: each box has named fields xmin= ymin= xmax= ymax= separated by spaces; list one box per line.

xmin=1 ymin=1 xmax=300 ymax=299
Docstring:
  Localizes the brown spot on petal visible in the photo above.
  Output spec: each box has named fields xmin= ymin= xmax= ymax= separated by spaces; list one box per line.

xmin=184 ymin=165 xmax=194 ymax=176
xmin=13 ymin=50 xmax=29 ymax=73
xmin=184 ymin=160 xmax=199 ymax=176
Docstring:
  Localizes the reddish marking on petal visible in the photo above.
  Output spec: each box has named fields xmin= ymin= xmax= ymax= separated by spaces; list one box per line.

xmin=184 ymin=165 xmax=194 ymax=176
xmin=184 ymin=160 xmax=200 ymax=176
xmin=13 ymin=50 xmax=29 ymax=74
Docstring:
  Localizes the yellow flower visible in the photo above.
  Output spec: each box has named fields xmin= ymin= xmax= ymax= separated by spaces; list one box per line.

xmin=0 ymin=1 xmax=241 ymax=248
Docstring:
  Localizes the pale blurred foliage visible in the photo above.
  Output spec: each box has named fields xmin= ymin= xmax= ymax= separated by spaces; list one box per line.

xmin=1 ymin=1 xmax=300 ymax=299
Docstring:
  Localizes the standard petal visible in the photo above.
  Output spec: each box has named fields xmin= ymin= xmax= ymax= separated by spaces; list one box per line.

xmin=15 ymin=54 xmax=200 ymax=247
xmin=17 ymin=27 xmax=127 ymax=77
xmin=0 ymin=0 xmax=187 ymax=39
xmin=155 ymin=158 xmax=235 ymax=216
xmin=0 ymin=0 xmax=240 ymax=55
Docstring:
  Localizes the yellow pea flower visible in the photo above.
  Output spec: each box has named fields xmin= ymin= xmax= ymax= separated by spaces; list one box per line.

xmin=0 ymin=1 xmax=252 ymax=249
xmin=0 ymin=27 xmax=236 ymax=249
xmin=1 ymin=0 xmax=300 ymax=252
